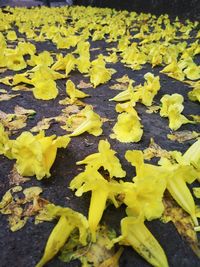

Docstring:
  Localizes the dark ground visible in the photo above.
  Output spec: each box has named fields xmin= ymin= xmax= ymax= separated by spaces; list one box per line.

xmin=0 ymin=3 xmax=200 ymax=267
xmin=75 ymin=0 xmax=200 ymax=21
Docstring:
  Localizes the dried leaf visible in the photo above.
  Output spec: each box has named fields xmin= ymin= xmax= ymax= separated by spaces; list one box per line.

xmin=90 ymin=47 xmax=100 ymax=51
xmin=146 ymin=105 xmax=160 ymax=114
xmin=0 ymin=68 xmax=7 ymax=74
xmin=0 ymin=93 xmax=19 ymax=101
xmin=167 ymin=131 xmax=200 ymax=143
xmin=61 ymin=105 xmax=80 ymax=115
xmin=23 ymin=186 xmax=43 ymax=202
xmin=162 ymin=193 xmax=200 ymax=258
xmin=109 ymin=84 xmax=128 ymax=90
xmin=9 ymin=165 xmax=30 ymax=185
xmin=6 ymin=116 xmax=27 ymax=132
xmin=23 ymin=197 xmax=50 ymax=217
xmin=143 ymin=138 xmax=171 ymax=160
xmin=0 ymin=110 xmax=8 ymax=120
xmin=116 ymin=75 xmax=130 ymax=84
xmin=30 ymin=117 xmax=54 ymax=132
xmin=77 ymin=80 xmax=93 ymax=89
xmin=14 ymin=105 xmax=36 ymax=116
xmin=12 ymin=85 xmax=32 ymax=91
xmin=59 ymin=98 xmax=86 ymax=106
xmin=0 ymin=185 xmax=47 ymax=231
xmin=60 ymin=225 xmax=118 ymax=266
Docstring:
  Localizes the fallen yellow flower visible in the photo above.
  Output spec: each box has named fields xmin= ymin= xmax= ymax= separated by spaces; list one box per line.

xmin=112 ymin=216 xmax=169 ymax=267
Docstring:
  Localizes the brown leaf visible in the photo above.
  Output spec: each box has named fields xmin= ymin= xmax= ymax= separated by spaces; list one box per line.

xmin=146 ymin=105 xmax=160 ymax=114
xmin=23 ymin=197 xmax=49 ymax=217
xmin=116 ymin=75 xmax=130 ymax=84
xmin=109 ymin=83 xmax=128 ymax=90
xmin=12 ymin=85 xmax=32 ymax=92
xmin=14 ymin=105 xmax=36 ymax=116
xmin=77 ymin=80 xmax=93 ymax=89
xmin=30 ymin=117 xmax=54 ymax=132
xmin=59 ymin=97 xmax=87 ymax=106
xmin=167 ymin=130 xmax=200 ymax=143
xmin=0 ymin=93 xmax=20 ymax=101
xmin=62 ymin=105 xmax=80 ymax=115
xmin=9 ymin=165 xmax=30 ymax=186
xmin=143 ymin=138 xmax=171 ymax=160
xmin=0 ymin=68 xmax=7 ymax=74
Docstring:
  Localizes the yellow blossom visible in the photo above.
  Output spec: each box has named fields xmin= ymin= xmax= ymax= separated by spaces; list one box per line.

xmin=160 ymin=94 xmax=193 ymax=130
xmin=89 ymin=55 xmax=111 ymax=87
xmin=66 ymin=80 xmax=89 ymax=103
xmin=33 ymin=79 xmax=58 ymax=100
xmin=7 ymin=30 xmax=17 ymax=41
xmin=112 ymin=216 xmax=169 ymax=267
xmin=70 ymin=106 xmax=103 ymax=137
xmin=11 ymin=131 xmax=70 ymax=179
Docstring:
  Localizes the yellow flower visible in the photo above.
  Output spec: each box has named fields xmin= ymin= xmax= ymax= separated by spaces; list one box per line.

xmin=121 ymin=42 xmax=147 ymax=70
xmin=66 ymin=80 xmax=89 ymax=104
xmin=70 ymin=166 xmax=121 ymax=241
xmin=51 ymin=54 xmax=68 ymax=71
xmin=77 ymin=139 xmax=126 ymax=178
xmin=31 ymin=64 xmax=65 ymax=82
xmin=70 ymin=106 xmax=103 ymax=137
xmin=183 ymin=139 xmax=200 ymax=171
xmin=133 ymin=72 xmax=160 ymax=106
xmin=184 ymin=64 xmax=200 ymax=80
xmin=111 ymin=104 xmax=143 ymax=143
xmin=188 ymin=82 xmax=200 ymax=102
xmin=160 ymin=94 xmax=192 ymax=130
xmin=0 ymin=32 xmax=6 ymax=50
xmin=76 ymin=55 xmax=91 ymax=73
xmin=27 ymin=51 xmax=53 ymax=67
xmin=12 ymin=73 xmax=33 ymax=86
xmin=112 ymin=216 xmax=169 ymax=267
xmin=11 ymin=131 xmax=70 ymax=179
xmin=89 ymin=55 xmax=111 ymax=87
xmin=111 ymin=113 xmax=143 ymax=143
xmin=17 ymin=42 xmax=36 ymax=56
xmin=161 ymin=61 xmax=185 ymax=81
xmin=33 ymin=79 xmax=58 ymax=100
xmin=125 ymin=150 xmax=167 ymax=220
xmin=109 ymin=80 xmax=136 ymax=103
xmin=5 ymin=49 xmax=27 ymax=71
xmin=65 ymin=54 xmax=76 ymax=77
xmin=159 ymin=156 xmax=198 ymax=225
xmin=7 ymin=30 xmax=17 ymax=41
xmin=36 ymin=204 xmax=88 ymax=267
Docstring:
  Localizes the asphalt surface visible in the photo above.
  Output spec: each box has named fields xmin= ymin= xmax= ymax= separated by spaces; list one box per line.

xmin=0 ymin=4 xmax=200 ymax=267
